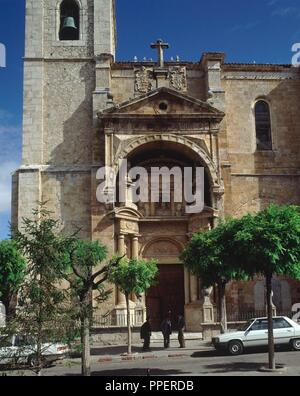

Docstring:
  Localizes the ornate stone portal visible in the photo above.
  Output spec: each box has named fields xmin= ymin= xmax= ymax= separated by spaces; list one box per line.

xmin=98 ymin=87 xmax=225 ymax=331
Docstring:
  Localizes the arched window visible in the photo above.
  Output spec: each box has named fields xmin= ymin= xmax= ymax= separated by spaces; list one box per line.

xmin=59 ymin=0 xmax=80 ymax=41
xmin=255 ymin=100 xmax=272 ymax=151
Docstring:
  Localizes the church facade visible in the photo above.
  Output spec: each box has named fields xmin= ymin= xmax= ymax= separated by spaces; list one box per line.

xmin=13 ymin=0 xmax=300 ymax=331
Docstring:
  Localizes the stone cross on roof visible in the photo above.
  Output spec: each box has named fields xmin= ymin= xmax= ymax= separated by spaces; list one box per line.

xmin=151 ymin=39 xmax=169 ymax=68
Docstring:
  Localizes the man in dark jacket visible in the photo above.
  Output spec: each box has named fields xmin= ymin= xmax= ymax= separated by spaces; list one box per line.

xmin=178 ymin=314 xmax=186 ymax=348
xmin=161 ymin=313 xmax=172 ymax=348
xmin=140 ymin=317 xmax=152 ymax=351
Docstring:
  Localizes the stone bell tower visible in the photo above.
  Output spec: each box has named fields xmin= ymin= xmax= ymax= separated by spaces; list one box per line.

xmin=12 ymin=0 xmax=116 ymax=234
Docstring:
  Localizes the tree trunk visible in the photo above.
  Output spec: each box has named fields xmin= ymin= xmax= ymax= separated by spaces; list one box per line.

xmin=81 ymin=315 xmax=91 ymax=376
xmin=36 ymin=342 xmax=42 ymax=376
xmin=35 ymin=328 xmax=43 ymax=376
xmin=2 ymin=294 xmax=17 ymax=322
xmin=266 ymin=273 xmax=275 ymax=370
xmin=218 ymin=281 xmax=227 ymax=334
xmin=126 ymin=293 xmax=132 ymax=355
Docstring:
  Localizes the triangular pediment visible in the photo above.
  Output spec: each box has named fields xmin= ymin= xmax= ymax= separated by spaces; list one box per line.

xmin=98 ymin=87 xmax=224 ymax=120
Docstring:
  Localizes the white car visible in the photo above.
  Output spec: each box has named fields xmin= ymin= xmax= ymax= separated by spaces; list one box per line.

xmin=212 ymin=316 xmax=300 ymax=356
xmin=0 ymin=334 xmax=70 ymax=367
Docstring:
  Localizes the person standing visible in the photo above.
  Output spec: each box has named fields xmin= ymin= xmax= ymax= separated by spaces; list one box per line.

xmin=140 ymin=317 xmax=152 ymax=351
xmin=178 ymin=314 xmax=186 ymax=348
xmin=161 ymin=313 xmax=172 ymax=348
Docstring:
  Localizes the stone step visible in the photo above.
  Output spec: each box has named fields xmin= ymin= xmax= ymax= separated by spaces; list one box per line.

xmin=150 ymin=332 xmax=203 ymax=342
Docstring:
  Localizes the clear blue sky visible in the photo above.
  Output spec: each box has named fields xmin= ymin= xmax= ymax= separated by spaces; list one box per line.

xmin=0 ymin=0 xmax=299 ymax=239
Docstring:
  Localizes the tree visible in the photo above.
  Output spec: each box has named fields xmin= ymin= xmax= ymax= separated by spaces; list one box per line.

xmin=233 ymin=204 xmax=300 ymax=370
xmin=0 ymin=240 xmax=26 ymax=319
xmin=108 ymin=257 xmax=158 ymax=355
xmin=66 ymin=240 xmax=119 ymax=377
xmin=13 ymin=206 xmax=74 ymax=376
xmin=181 ymin=220 xmax=247 ymax=334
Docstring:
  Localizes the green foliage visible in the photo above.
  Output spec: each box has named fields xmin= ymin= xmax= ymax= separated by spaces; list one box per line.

xmin=108 ymin=257 xmax=158 ymax=297
xmin=233 ymin=204 xmax=300 ymax=279
xmin=66 ymin=239 xmax=111 ymax=312
xmin=14 ymin=206 xmax=72 ymax=316
xmin=14 ymin=206 xmax=73 ymax=277
xmin=70 ymin=240 xmax=108 ymax=274
xmin=0 ymin=240 xmax=26 ymax=305
xmin=181 ymin=219 xmax=247 ymax=287
xmin=65 ymin=239 xmax=113 ymax=376
xmin=11 ymin=204 xmax=76 ymax=372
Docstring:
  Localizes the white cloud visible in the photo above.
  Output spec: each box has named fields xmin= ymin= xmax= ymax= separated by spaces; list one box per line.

xmin=0 ymin=161 xmax=18 ymax=213
xmin=271 ymin=6 xmax=300 ymax=18
xmin=230 ymin=21 xmax=260 ymax=33
xmin=268 ymin=0 xmax=280 ymax=7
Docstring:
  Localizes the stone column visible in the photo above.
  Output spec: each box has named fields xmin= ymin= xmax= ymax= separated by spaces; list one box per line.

xmin=118 ymin=233 xmax=126 ymax=253
xmin=132 ymin=235 xmax=146 ymax=323
xmin=132 ymin=236 xmax=139 ymax=259
xmin=202 ymin=287 xmax=214 ymax=324
xmin=117 ymin=234 xmax=126 ymax=306
xmin=130 ymin=236 xmax=139 ymax=304
xmin=190 ymin=273 xmax=198 ymax=303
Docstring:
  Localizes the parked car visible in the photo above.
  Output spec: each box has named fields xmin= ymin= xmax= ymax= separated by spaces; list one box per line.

xmin=212 ymin=316 xmax=300 ymax=356
xmin=0 ymin=334 xmax=70 ymax=367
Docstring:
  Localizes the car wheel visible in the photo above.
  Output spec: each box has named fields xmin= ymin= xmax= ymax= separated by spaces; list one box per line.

xmin=291 ymin=339 xmax=300 ymax=351
xmin=28 ymin=355 xmax=38 ymax=368
xmin=228 ymin=340 xmax=244 ymax=356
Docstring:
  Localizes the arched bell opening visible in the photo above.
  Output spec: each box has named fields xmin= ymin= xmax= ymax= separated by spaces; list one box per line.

xmin=59 ymin=0 xmax=80 ymax=41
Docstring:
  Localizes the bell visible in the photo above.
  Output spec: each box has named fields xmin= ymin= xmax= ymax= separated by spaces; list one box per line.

xmin=62 ymin=16 xmax=77 ymax=31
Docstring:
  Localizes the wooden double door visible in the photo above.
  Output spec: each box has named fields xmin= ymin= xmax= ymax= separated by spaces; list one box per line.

xmin=146 ymin=264 xmax=185 ymax=331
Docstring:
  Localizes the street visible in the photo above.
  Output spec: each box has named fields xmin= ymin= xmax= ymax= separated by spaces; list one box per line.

xmin=2 ymin=347 xmax=300 ymax=376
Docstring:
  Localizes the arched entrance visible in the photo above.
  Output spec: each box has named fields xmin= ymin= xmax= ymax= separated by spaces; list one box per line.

xmin=142 ymin=239 xmax=185 ymax=331
xmin=112 ymin=137 xmax=224 ymax=330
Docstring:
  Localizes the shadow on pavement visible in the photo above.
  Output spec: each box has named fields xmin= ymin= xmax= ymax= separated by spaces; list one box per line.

xmin=200 ymin=362 xmax=264 ymax=374
xmin=191 ymin=345 xmax=293 ymax=359
xmin=64 ymin=368 xmax=191 ymax=377
xmin=191 ymin=350 xmax=224 ymax=358
xmin=91 ymin=345 xmax=194 ymax=356
xmin=65 ymin=368 xmax=191 ymax=376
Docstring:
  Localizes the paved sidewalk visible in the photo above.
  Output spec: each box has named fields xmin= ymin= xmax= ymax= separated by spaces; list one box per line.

xmin=88 ymin=340 xmax=213 ymax=364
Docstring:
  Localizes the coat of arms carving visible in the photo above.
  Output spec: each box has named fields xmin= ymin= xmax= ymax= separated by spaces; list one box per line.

xmin=169 ymin=66 xmax=187 ymax=91
xmin=135 ymin=67 xmax=153 ymax=94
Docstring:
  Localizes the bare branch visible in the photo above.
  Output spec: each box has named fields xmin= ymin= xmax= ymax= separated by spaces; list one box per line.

xmin=70 ymin=261 xmax=85 ymax=281
xmin=93 ymin=275 xmax=108 ymax=289
xmin=91 ymin=255 xmax=125 ymax=282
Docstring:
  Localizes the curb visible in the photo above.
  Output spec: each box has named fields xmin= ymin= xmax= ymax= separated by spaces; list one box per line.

xmin=97 ymin=352 xmax=192 ymax=364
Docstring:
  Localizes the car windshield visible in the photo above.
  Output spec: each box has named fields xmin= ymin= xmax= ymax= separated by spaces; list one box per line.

xmin=16 ymin=335 xmax=35 ymax=346
xmin=238 ymin=320 xmax=254 ymax=331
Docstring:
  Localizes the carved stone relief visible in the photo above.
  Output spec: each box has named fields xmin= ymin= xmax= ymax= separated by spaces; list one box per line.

xmin=143 ymin=240 xmax=181 ymax=258
xmin=169 ymin=66 xmax=187 ymax=92
xmin=135 ymin=67 xmax=154 ymax=94
xmin=120 ymin=219 xmax=139 ymax=235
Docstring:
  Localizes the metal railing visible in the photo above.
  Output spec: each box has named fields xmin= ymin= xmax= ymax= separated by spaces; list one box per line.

xmin=226 ymin=310 xmax=294 ymax=323
xmin=92 ymin=310 xmax=145 ymax=328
